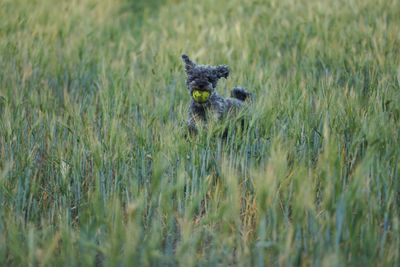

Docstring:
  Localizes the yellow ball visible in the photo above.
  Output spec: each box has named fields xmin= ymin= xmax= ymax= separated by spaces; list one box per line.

xmin=192 ymin=90 xmax=210 ymax=103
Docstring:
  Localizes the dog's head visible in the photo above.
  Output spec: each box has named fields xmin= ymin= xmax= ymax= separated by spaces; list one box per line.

xmin=182 ymin=54 xmax=229 ymax=103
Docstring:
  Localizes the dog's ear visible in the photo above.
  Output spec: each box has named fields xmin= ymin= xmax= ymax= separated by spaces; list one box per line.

xmin=215 ymin=65 xmax=229 ymax=79
xmin=182 ymin=54 xmax=196 ymax=72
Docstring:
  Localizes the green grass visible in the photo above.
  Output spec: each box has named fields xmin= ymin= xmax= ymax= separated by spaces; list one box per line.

xmin=1 ymin=0 xmax=400 ymax=265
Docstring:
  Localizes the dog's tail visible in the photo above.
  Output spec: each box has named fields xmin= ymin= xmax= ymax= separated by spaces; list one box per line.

xmin=231 ymin=87 xmax=252 ymax=102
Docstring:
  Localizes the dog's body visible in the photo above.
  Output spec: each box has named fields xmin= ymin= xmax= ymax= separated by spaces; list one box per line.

xmin=182 ymin=54 xmax=251 ymax=135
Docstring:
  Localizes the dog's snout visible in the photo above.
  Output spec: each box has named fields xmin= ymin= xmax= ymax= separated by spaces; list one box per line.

xmin=194 ymin=80 xmax=209 ymax=90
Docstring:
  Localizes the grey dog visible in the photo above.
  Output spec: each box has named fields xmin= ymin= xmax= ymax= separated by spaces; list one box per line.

xmin=182 ymin=54 xmax=251 ymax=135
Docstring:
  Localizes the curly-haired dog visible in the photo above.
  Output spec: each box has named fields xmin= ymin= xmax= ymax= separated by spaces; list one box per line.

xmin=182 ymin=54 xmax=251 ymax=135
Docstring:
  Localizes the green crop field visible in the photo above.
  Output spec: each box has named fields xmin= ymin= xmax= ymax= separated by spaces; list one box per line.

xmin=1 ymin=0 xmax=400 ymax=265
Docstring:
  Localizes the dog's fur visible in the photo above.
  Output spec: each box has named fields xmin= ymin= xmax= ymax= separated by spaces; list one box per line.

xmin=182 ymin=54 xmax=251 ymax=135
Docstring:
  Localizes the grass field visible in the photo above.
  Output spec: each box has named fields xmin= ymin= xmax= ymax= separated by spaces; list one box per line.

xmin=1 ymin=0 xmax=400 ymax=265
